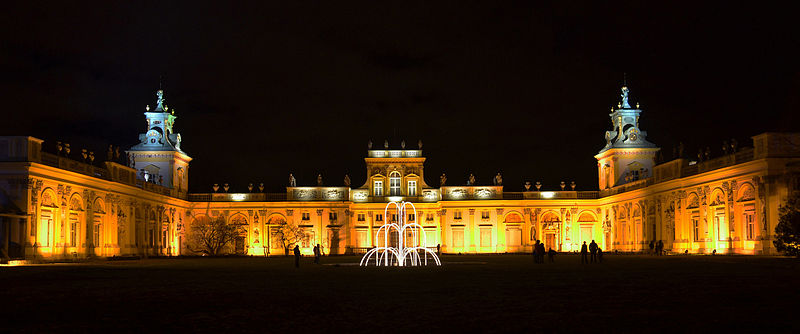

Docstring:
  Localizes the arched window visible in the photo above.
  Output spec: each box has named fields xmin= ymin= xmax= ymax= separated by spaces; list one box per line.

xmin=389 ymin=171 xmax=401 ymax=196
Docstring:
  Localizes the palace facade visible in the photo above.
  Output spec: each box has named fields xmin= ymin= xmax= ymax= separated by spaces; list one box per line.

xmin=2 ymin=87 xmax=799 ymax=261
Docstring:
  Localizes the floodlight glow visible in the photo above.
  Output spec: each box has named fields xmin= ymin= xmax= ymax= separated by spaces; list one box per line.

xmin=231 ymin=194 xmax=246 ymax=201
xmin=540 ymin=191 xmax=555 ymax=199
xmin=360 ymin=201 xmax=441 ymax=267
xmin=387 ymin=196 xmax=403 ymax=202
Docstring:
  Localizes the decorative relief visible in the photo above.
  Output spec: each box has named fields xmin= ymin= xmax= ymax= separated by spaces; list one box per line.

xmin=324 ymin=189 xmax=343 ymax=200
xmin=293 ymin=189 xmax=316 ymax=200
xmin=474 ymin=188 xmax=496 ymax=199
xmin=449 ymin=188 xmax=467 ymax=199
xmin=496 ymin=208 xmax=504 ymax=216
xmin=41 ymin=192 xmax=56 ymax=207
xmin=69 ymin=197 xmax=83 ymax=211
xmin=353 ymin=190 xmax=368 ymax=202
xmin=286 ymin=209 xmax=293 ymax=216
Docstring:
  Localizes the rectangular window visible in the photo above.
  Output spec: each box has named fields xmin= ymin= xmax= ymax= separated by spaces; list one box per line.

xmin=302 ymin=212 xmax=310 ymax=220
xmin=41 ymin=216 xmax=51 ymax=246
xmin=302 ymin=230 xmax=311 ymax=248
xmin=391 ymin=214 xmax=398 ymax=222
xmin=357 ymin=213 xmax=365 ymax=222
xmin=454 ymin=211 xmax=462 ymax=220
xmin=329 ymin=212 xmax=337 ymax=221
xmin=745 ymin=210 xmax=755 ymax=240
xmin=426 ymin=213 xmax=434 ymax=221
xmin=374 ymin=180 xmax=383 ymax=196
xmin=408 ymin=214 xmax=415 ymax=221
xmin=480 ymin=229 xmax=492 ymax=247
xmin=481 ymin=211 xmax=490 ymax=219
xmin=408 ymin=180 xmax=417 ymax=196
xmin=453 ymin=229 xmax=464 ymax=247
xmin=93 ymin=223 xmax=101 ymax=247
xmin=375 ymin=214 xmax=384 ymax=222
xmin=357 ymin=230 xmax=368 ymax=247
xmin=390 ymin=177 xmax=401 ymax=196
xmin=692 ymin=217 xmax=700 ymax=241
xmin=70 ymin=221 xmax=78 ymax=247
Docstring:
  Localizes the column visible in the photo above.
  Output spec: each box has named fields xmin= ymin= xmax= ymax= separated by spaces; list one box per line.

xmin=468 ymin=209 xmax=476 ymax=253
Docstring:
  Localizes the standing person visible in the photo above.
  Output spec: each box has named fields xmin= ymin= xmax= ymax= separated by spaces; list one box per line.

xmin=293 ymin=245 xmax=301 ymax=268
xmin=649 ymin=240 xmax=655 ymax=255
xmin=657 ymin=240 xmax=664 ymax=256
xmin=597 ymin=247 xmax=603 ymax=263
xmin=537 ymin=242 xmax=546 ymax=264
xmin=313 ymin=244 xmax=321 ymax=264
xmin=589 ymin=240 xmax=598 ymax=263
xmin=437 ymin=244 xmax=441 ymax=256
xmin=532 ymin=240 xmax=540 ymax=263
xmin=580 ymin=241 xmax=588 ymax=264
xmin=548 ymin=247 xmax=556 ymax=263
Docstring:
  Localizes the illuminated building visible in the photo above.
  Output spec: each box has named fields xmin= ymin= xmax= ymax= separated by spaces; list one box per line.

xmin=1 ymin=87 xmax=799 ymax=262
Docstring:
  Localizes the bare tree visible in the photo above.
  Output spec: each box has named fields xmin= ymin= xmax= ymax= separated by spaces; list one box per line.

xmin=274 ymin=221 xmax=306 ymax=256
xmin=187 ymin=215 xmax=238 ymax=256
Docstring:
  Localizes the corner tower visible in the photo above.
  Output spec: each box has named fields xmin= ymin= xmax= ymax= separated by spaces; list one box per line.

xmin=595 ymin=86 xmax=659 ymax=189
xmin=127 ymin=89 xmax=192 ymax=192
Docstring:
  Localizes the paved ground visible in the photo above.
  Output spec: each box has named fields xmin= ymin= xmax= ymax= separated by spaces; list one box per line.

xmin=2 ymin=254 xmax=798 ymax=333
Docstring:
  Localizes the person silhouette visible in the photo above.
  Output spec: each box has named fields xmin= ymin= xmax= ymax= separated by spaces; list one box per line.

xmin=293 ymin=245 xmax=301 ymax=268
xmin=597 ymin=247 xmax=603 ymax=263
xmin=589 ymin=240 xmax=598 ymax=263
xmin=580 ymin=241 xmax=588 ymax=264
xmin=533 ymin=240 xmax=540 ymax=263
xmin=548 ymin=247 xmax=556 ymax=263
xmin=313 ymin=244 xmax=321 ymax=264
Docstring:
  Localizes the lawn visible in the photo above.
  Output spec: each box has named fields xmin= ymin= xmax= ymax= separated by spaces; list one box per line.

xmin=2 ymin=254 xmax=798 ymax=333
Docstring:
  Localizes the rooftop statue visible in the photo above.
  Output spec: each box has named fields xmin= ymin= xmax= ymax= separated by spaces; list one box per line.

xmin=494 ymin=172 xmax=503 ymax=186
xmin=468 ymin=173 xmax=476 ymax=186
xmin=155 ymin=90 xmax=165 ymax=111
xmin=440 ymin=173 xmax=447 ymax=186
xmin=620 ymin=86 xmax=631 ymax=109
xmin=289 ymin=173 xmax=296 ymax=187
xmin=317 ymin=174 xmax=323 ymax=186
xmin=344 ymin=174 xmax=351 ymax=187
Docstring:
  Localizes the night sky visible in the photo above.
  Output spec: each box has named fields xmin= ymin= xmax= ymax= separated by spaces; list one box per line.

xmin=2 ymin=1 xmax=798 ymax=193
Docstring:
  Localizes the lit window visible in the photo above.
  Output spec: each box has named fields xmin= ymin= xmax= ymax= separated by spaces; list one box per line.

xmin=374 ymin=180 xmax=383 ymax=196
xmin=481 ymin=211 xmax=490 ymax=219
xmin=93 ymin=222 xmax=102 ymax=247
xmin=745 ymin=210 xmax=755 ymax=240
xmin=389 ymin=171 xmax=401 ymax=196
xmin=454 ymin=211 xmax=462 ymax=220
xmin=692 ymin=217 xmax=700 ymax=241
xmin=408 ymin=180 xmax=417 ymax=196
xmin=70 ymin=220 xmax=78 ymax=247
xmin=302 ymin=212 xmax=310 ymax=220
xmin=357 ymin=213 xmax=365 ymax=222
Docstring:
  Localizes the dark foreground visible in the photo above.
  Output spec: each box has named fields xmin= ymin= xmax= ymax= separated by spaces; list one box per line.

xmin=2 ymin=254 xmax=798 ymax=333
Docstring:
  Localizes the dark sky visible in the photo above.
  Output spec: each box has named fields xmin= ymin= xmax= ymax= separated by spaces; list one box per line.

xmin=2 ymin=1 xmax=799 ymax=193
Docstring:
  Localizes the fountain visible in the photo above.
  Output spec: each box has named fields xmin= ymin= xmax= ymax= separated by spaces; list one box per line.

xmin=360 ymin=201 xmax=442 ymax=266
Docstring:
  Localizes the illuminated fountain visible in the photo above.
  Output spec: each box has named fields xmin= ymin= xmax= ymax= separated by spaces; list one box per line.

xmin=360 ymin=201 xmax=442 ymax=267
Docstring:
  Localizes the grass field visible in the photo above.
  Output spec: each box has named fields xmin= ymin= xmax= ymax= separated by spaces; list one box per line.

xmin=2 ymin=254 xmax=798 ymax=333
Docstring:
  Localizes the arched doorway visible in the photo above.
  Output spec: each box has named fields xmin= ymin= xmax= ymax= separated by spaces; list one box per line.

xmin=540 ymin=211 xmax=560 ymax=251
xmin=504 ymin=212 xmax=523 ymax=252
xmin=230 ymin=214 xmax=248 ymax=255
